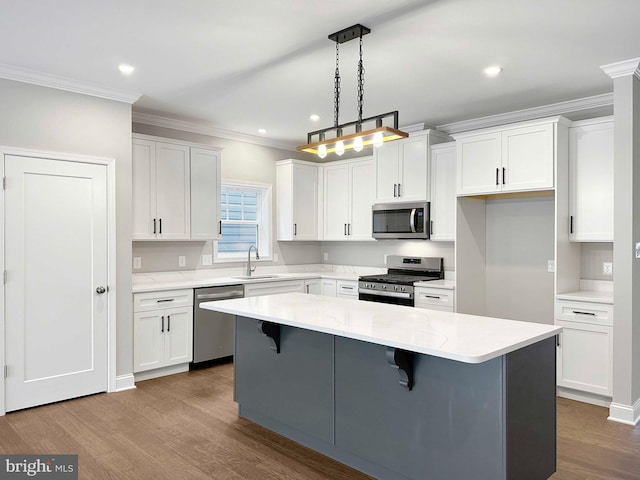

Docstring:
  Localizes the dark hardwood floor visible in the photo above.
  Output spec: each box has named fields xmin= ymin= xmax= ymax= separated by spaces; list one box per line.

xmin=1 ymin=363 xmax=639 ymax=479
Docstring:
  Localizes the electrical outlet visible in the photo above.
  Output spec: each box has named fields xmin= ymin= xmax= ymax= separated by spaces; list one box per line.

xmin=178 ymin=256 xmax=186 ymax=267
xmin=603 ymin=262 xmax=613 ymax=275
xmin=202 ymin=254 xmax=212 ymax=266
xmin=323 ymin=252 xmax=329 ymax=261
xmin=547 ymin=260 xmax=555 ymax=273
xmin=133 ymin=257 xmax=142 ymax=269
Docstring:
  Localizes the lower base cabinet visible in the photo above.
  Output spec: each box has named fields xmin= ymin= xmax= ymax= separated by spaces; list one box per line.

xmin=555 ymin=300 xmax=613 ymax=398
xmin=414 ymin=286 xmax=454 ymax=311
xmin=133 ymin=289 xmax=193 ymax=373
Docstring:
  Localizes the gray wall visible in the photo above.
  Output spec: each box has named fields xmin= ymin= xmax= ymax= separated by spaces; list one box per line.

xmin=0 ymin=79 xmax=133 ymax=377
xmin=580 ymin=242 xmax=614 ymax=281
xmin=485 ymin=196 xmax=555 ymax=324
xmin=132 ymin=123 xmax=321 ymax=272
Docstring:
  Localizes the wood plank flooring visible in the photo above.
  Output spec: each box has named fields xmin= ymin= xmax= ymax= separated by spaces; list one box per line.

xmin=1 ymin=362 xmax=639 ymax=479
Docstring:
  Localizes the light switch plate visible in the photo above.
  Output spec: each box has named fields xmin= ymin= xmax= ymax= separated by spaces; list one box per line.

xmin=636 ymin=242 xmax=640 ymax=259
xmin=202 ymin=254 xmax=212 ymax=266
xmin=323 ymin=252 xmax=329 ymax=261
xmin=603 ymin=262 xmax=613 ymax=275
xmin=178 ymin=256 xmax=186 ymax=267
xmin=547 ymin=260 xmax=555 ymax=273
xmin=133 ymin=257 xmax=142 ymax=269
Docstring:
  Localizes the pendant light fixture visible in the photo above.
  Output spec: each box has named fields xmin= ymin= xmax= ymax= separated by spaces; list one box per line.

xmin=297 ymin=24 xmax=408 ymax=158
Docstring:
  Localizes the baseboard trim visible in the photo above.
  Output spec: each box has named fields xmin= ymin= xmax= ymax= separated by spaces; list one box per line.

xmin=608 ymin=398 xmax=640 ymax=425
xmin=115 ymin=374 xmax=136 ymax=392
xmin=134 ymin=364 xmax=189 ymax=382
xmin=557 ymin=387 xmax=611 ymax=408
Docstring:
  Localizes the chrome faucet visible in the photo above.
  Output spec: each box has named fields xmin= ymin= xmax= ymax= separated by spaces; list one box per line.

xmin=246 ymin=245 xmax=260 ymax=277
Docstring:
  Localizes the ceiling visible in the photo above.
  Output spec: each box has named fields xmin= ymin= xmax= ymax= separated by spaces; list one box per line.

xmin=1 ymin=0 xmax=638 ymax=150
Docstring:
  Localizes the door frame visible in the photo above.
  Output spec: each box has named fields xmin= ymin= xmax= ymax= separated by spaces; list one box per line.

xmin=0 ymin=146 xmax=117 ymax=416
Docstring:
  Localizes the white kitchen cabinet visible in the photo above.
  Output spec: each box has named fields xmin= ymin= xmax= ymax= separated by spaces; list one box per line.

xmin=375 ymin=131 xmax=448 ymax=203
xmin=304 ymin=278 xmax=321 ymax=294
xmin=133 ymin=289 xmax=193 ymax=373
xmin=276 ymin=159 xmax=319 ymax=241
xmin=323 ymin=157 xmax=375 ymax=241
xmin=243 ymin=280 xmax=305 ymax=297
xmin=132 ymin=135 xmax=222 ymax=241
xmin=568 ymin=117 xmax=614 ymax=242
xmin=190 ymin=147 xmax=222 ymax=240
xmin=555 ymin=299 xmax=613 ymax=397
xmin=455 ymin=118 xmax=563 ymax=196
xmin=414 ymin=286 xmax=454 ymax=312
xmin=321 ymin=278 xmax=337 ymax=297
xmin=336 ymin=279 xmax=359 ymax=299
xmin=429 ymin=142 xmax=456 ymax=241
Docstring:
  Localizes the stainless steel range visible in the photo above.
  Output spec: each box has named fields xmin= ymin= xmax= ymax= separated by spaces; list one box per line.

xmin=358 ymin=256 xmax=444 ymax=306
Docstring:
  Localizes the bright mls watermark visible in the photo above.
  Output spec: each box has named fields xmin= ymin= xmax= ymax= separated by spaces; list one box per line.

xmin=0 ymin=455 xmax=77 ymax=479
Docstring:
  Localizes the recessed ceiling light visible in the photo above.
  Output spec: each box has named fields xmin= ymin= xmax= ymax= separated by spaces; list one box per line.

xmin=118 ymin=64 xmax=135 ymax=75
xmin=483 ymin=65 xmax=503 ymax=77
xmin=309 ymin=114 xmax=320 ymax=122
xmin=258 ymin=128 xmax=267 ymax=135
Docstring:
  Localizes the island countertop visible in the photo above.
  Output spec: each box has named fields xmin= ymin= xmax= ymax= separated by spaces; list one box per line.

xmin=200 ymin=292 xmax=561 ymax=364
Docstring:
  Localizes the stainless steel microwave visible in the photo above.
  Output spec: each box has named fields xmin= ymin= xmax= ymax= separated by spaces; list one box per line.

xmin=372 ymin=202 xmax=430 ymax=239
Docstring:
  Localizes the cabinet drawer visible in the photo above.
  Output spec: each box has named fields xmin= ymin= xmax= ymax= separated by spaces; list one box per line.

xmin=415 ymin=287 xmax=454 ymax=310
xmin=134 ymin=289 xmax=194 ymax=312
xmin=556 ymin=300 xmax=613 ymax=326
xmin=337 ymin=280 xmax=358 ymax=297
xmin=244 ymin=280 xmax=305 ymax=297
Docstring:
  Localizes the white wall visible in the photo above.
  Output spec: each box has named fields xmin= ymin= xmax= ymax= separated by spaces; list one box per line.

xmin=0 ymin=79 xmax=133 ymax=377
xmin=580 ymin=243 xmax=614 ymax=280
xmin=131 ymin=123 xmax=321 ymax=272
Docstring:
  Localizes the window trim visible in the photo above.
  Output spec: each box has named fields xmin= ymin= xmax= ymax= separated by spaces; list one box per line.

xmin=214 ymin=180 xmax=272 ymax=263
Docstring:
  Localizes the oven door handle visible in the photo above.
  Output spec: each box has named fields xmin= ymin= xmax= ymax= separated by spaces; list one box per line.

xmin=409 ymin=208 xmax=417 ymax=233
xmin=359 ymin=288 xmax=412 ymax=299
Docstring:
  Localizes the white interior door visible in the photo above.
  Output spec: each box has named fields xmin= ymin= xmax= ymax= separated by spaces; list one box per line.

xmin=5 ymin=155 xmax=108 ymax=412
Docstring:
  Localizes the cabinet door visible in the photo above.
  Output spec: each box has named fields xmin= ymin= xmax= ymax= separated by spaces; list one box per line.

xmin=164 ymin=307 xmax=193 ymax=367
xmin=398 ymin=135 xmax=428 ymax=201
xmin=569 ymin=121 xmax=614 ymax=241
xmin=430 ymin=143 xmax=456 ymax=241
xmin=456 ymin=132 xmax=502 ymax=195
xmin=348 ymin=159 xmax=375 ymax=240
xmin=323 ymin=164 xmax=350 ymax=240
xmin=375 ymin=141 xmax=400 ymax=202
xmin=502 ymin=123 xmax=554 ymax=192
xmin=133 ymin=311 xmax=165 ymax=372
xmin=292 ymin=163 xmax=319 ymax=240
xmin=190 ymin=147 xmax=221 ymax=240
xmin=155 ymin=142 xmax=190 ymax=239
xmin=304 ymin=279 xmax=321 ymax=294
xmin=556 ymin=320 xmax=612 ymax=396
xmin=132 ymin=139 xmax=156 ymax=240
xmin=321 ymin=279 xmax=337 ymax=297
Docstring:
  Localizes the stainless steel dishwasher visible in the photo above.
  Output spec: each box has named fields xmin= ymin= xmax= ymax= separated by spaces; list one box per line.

xmin=192 ymin=284 xmax=244 ymax=366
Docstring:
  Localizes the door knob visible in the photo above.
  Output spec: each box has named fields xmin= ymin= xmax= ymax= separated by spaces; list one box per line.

xmin=96 ymin=286 xmax=106 ymax=294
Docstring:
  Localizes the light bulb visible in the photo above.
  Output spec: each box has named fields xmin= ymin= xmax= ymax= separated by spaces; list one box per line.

xmin=373 ymin=131 xmax=384 ymax=148
xmin=317 ymin=144 xmax=327 ymax=159
xmin=335 ymin=140 xmax=345 ymax=156
xmin=353 ymin=136 xmax=364 ymax=152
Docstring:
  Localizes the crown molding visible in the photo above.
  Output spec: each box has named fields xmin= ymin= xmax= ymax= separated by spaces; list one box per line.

xmin=0 ymin=63 xmax=141 ymax=104
xmin=601 ymin=57 xmax=640 ymax=80
xmin=436 ymin=93 xmax=613 ymax=135
xmin=132 ymin=111 xmax=297 ymax=151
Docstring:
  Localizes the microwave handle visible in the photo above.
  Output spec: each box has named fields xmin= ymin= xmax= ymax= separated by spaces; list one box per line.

xmin=409 ymin=208 xmax=417 ymax=233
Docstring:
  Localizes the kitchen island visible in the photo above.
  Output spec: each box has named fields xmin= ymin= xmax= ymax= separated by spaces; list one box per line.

xmin=201 ymin=293 xmax=561 ymax=480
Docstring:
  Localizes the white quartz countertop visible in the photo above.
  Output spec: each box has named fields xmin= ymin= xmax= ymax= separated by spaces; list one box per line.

xmin=556 ymin=290 xmax=613 ymax=304
xmin=414 ymin=279 xmax=455 ymax=289
xmin=200 ymin=293 xmax=560 ymax=364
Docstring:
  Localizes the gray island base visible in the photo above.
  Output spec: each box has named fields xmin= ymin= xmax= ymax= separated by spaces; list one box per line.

xmin=234 ymin=316 xmax=557 ymax=480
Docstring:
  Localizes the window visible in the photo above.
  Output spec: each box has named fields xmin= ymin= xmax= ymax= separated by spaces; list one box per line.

xmin=215 ymin=182 xmax=272 ymax=262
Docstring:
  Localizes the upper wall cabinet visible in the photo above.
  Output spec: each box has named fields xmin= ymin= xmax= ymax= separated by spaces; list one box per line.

xmin=132 ymin=134 xmax=221 ymax=241
xmin=375 ymin=130 xmax=449 ymax=203
xmin=568 ymin=117 xmax=614 ymax=242
xmin=455 ymin=117 xmax=569 ymax=196
xmin=429 ymin=142 xmax=456 ymax=242
xmin=276 ymin=159 xmax=319 ymax=241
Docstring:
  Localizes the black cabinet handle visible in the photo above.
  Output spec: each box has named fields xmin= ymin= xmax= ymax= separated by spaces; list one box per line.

xmin=344 ymin=223 xmax=347 ymax=235
xmin=502 ymin=167 xmax=506 ymax=185
xmin=570 ymin=215 xmax=574 ymax=234
xmin=424 ymin=295 xmax=441 ymax=299
xmin=430 ymin=220 xmax=433 ymax=235
xmin=393 ymin=184 xmax=397 ymax=197
xmin=167 ymin=315 xmax=171 ymax=332
xmin=159 ymin=218 xmax=162 ymax=234
xmin=556 ymin=334 xmax=560 ymax=347
xmin=294 ymin=223 xmax=297 ymax=236
xmin=495 ymin=168 xmax=499 ymax=186
xmin=161 ymin=316 xmax=164 ymax=333
xmin=153 ymin=218 xmax=157 ymax=234
xmin=398 ymin=184 xmax=402 ymax=197
xmin=219 ymin=220 xmax=222 ymax=235
xmin=348 ymin=223 xmax=351 ymax=235
xmin=572 ymin=310 xmax=596 ymax=316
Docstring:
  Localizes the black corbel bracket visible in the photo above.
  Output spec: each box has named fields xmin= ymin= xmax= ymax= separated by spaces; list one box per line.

xmin=386 ymin=347 xmax=414 ymax=391
xmin=257 ymin=321 xmax=281 ymax=353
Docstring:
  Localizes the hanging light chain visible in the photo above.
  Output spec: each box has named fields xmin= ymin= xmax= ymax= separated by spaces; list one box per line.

xmin=357 ymin=34 xmax=365 ymax=126
xmin=334 ymin=41 xmax=341 ymax=128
